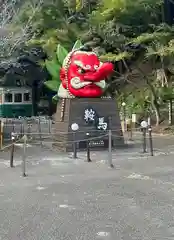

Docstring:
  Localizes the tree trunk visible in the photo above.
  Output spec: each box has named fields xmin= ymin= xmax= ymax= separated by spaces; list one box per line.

xmin=143 ymin=73 xmax=161 ymax=126
xmin=152 ymin=100 xmax=160 ymax=126
xmin=135 ymin=65 xmax=162 ymax=126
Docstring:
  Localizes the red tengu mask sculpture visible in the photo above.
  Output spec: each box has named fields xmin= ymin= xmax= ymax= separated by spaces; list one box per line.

xmin=58 ymin=50 xmax=114 ymax=98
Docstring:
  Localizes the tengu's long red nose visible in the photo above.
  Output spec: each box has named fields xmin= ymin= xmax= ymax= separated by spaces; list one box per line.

xmin=84 ymin=62 xmax=114 ymax=82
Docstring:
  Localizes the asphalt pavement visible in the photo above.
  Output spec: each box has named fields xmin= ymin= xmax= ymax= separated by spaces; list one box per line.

xmin=1 ymin=136 xmax=174 ymax=239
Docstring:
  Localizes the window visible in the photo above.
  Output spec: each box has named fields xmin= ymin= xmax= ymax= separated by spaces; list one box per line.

xmin=5 ymin=93 xmax=12 ymax=102
xmin=14 ymin=93 xmax=22 ymax=102
xmin=24 ymin=92 xmax=30 ymax=102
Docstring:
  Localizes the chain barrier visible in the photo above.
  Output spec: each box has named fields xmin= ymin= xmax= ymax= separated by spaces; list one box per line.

xmin=2 ymin=129 xmax=174 ymax=150
xmin=3 ymin=127 xmax=142 ymax=133
xmin=3 ymin=115 xmax=174 ymax=178
xmin=0 ymin=137 xmax=23 ymax=151
xmin=4 ymin=131 xmax=174 ymax=141
xmin=2 ymin=130 xmax=168 ymax=149
xmin=5 ymin=126 xmax=171 ymax=177
xmin=6 ymin=132 xmax=114 ymax=176
xmin=5 ymin=125 xmax=174 ymax=175
xmin=19 ymin=133 xmax=109 ymax=144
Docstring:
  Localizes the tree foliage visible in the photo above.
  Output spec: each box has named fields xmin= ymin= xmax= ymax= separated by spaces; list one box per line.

xmin=81 ymin=0 xmax=174 ymax=125
xmin=2 ymin=0 xmax=174 ymax=124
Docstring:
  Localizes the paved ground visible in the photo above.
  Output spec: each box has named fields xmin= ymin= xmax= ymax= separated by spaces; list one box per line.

xmin=1 ymin=135 xmax=174 ymax=239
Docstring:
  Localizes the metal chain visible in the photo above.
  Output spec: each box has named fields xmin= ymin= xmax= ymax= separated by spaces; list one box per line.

xmin=25 ymin=134 xmax=109 ymax=144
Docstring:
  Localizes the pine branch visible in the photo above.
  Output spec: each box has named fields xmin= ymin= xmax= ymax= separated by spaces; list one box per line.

xmin=99 ymin=51 xmax=132 ymax=62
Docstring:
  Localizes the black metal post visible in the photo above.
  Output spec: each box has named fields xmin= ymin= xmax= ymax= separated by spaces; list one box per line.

xmin=27 ymin=124 xmax=31 ymax=140
xmin=22 ymin=135 xmax=27 ymax=177
xmin=86 ymin=133 xmax=92 ymax=162
xmin=38 ymin=117 xmax=42 ymax=146
xmin=148 ymin=127 xmax=153 ymax=156
xmin=73 ymin=132 xmax=77 ymax=159
xmin=48 ymin=117 xmax=52 ymax=133
xmin=10 ymin=133 xmax=15 ymax=168
xmin=108 ymin=129 xmax=114 ymax=168
xmin=20 ymin=123 xmax=23 ymax=138
xmin=123 ymin=105 xmax=126 ymax=132
xmin=142 ymin=127 xmax=147 ymax=153
xmin=10 ymin=141 xmax=14 ymax=168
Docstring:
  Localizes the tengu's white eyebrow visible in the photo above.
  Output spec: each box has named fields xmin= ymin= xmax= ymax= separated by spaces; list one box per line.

xmin=74 ymin=60 xmax=92 ymax=70
xmin=74 ymin=60 xmax=84 ymax=68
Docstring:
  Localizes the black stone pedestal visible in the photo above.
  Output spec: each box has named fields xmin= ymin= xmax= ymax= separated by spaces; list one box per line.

xmin=53 ymin=97 xmax=124 ymax=152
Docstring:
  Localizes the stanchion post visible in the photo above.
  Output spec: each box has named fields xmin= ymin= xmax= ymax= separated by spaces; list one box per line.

xmin=48 ymin=117 xmax=52 ymax=133
xmin=86 ymin=133 xmax=92 ymax=162
xmin=22 ymin=135 xmax=27 ymax=177
xmin=21 ymin=119 xmax=25 ymax=137
xmin=20 ymin=123 xmax=22 ymax=138
xmin=0 ymin=120 xmax=3 ymax=149
xmin=140 ymin=121 xmax=148 ymax=153
xmin=129 ymin=119 xmax=133 ymax=141
xmin=108 ymin=129 xmax=114 ymax=168
xmin=38 ymin=117 xmax=42 ymax=146
xmin=10 ymin=132 xmax=15 ymax=168
xmin=27 ymin=123 xmax=31 ymax=140
xmin=20 ymin=123 xmax=24 ymax=138
xmin=143 ymin=128 xmax=147 ymax=153
xmin=73 ymin=132 xmax=77 ymax=158
xmin=122 ymin=102 xmax=126 ymax=132
xmin=148 ymin=126 xmax=153 ymax=156
xmin=71 ymin=123 xmax=79 ymax=159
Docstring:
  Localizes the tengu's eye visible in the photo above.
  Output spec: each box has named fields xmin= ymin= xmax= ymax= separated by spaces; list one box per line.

xmin=85 ymin=65 xmax=91 ymax=69
xmin=78 ymin=68 xmax=86 ymax=74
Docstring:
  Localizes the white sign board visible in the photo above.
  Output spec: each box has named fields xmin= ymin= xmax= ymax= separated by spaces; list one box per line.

xmin=132 ymin=114 xmax=136 ymax=123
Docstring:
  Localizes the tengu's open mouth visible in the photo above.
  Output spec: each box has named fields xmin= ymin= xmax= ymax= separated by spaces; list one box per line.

xmin=83 ymin=84 xmax=101 ymax=90
xmin=70 ymin=77 xmax=106 ymax=90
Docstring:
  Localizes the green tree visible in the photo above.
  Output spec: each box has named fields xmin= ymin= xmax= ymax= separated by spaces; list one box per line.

xmin=82 ymin=0 xmax=174 ymax=125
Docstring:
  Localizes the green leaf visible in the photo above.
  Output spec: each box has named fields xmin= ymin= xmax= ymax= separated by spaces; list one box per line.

xmin=45 ymin=60 xmax=61 ymax=78
xmin=52 ymin=95 xmax=59 ymax=102
xmin=56 ymin=44 xmax=68 ymax=65
xmin=100 ymin=52 xmax=132 ymax=61
xmin=72 ymin=40 xmax=83 ymax=51
xmin=44 ymin=80 xmax=60 ymax=91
